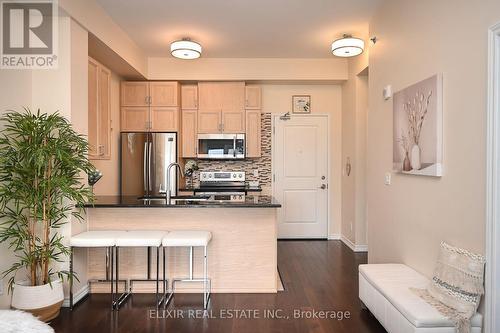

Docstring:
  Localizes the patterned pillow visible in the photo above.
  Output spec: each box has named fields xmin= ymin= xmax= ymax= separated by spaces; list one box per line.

xmin=426 ymin=242 xmax=485 ymax=331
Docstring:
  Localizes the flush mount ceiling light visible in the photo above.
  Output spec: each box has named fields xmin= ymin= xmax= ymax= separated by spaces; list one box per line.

xmin=331 ymin=34 xmax=365 ymax=57
xmin=170 ymin=38 xmax=202 ymax=59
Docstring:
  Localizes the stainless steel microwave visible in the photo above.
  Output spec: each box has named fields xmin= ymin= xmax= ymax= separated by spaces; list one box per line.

xmin=197 ymin=134 xmax=245 ymax=159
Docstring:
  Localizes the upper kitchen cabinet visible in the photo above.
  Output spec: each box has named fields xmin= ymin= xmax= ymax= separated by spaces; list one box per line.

xmin=198 ymin=82 xmax=245 ymax=133
xmin=197 ymin=109 xmax=222 ymax=133
xmin=245 ymin=85 xmax=262 ymax=109
xmin=181 ymin=110 xmax=198 ymax=157
xmin=150 ymin=82 xmax=180 ymax=106
xmin=150 ymin=107 xmax=179 ymax=131
xmin=245 ymin=110 xmax=261 ymax=157
xmin=88 ymin=57 xmax=111 ymax=160
xmin=181 ymin=84 xmax=198 ymax=109
xmin=121 ymin=81 xmax=149 ymax=106
xmin=120 ymin=81 xmax=180 ymax=132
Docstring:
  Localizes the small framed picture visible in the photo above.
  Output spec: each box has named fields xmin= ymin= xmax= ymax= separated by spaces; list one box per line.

xmin=292 ymin=95 xmax=311 ymax=114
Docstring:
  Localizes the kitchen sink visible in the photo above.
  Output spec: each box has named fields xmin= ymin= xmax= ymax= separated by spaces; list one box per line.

xmin=138 ymin=195 xmax=210 ymax=203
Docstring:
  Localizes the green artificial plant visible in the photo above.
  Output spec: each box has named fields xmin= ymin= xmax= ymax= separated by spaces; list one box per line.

xmin=0 ymin=108 xmax=94 ymax=291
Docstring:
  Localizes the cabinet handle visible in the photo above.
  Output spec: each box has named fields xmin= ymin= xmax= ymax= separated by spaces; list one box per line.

xmin=145 ymin=96 xmax=148 ymax=105
xmin=221 ymin=123 xmax=224 ymax=132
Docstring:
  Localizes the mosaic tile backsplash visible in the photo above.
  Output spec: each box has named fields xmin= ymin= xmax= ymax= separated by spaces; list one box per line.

xmin=186 ymin=113 xmax=272 ymax=187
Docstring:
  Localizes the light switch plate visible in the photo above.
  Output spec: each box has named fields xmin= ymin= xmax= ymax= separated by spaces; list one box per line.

xmin=384 ymin=172 xmax=392 ymax=185
xmin=253 ymin=169 xmax=259 ymax=177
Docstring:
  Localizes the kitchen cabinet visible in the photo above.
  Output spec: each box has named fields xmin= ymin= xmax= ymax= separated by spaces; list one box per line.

xmin=88 ymin=57 xmax=111 ymax=159
xmin=181 ymin=84 xmax=198 ymax=109
xmin=120 ymin=81 xmax=180 ymax=132
xmin=245 ymin=111 xmax=261 ymax=158
xmin=245 ymin=85 xmax=262 ymax=109
xmin=150 ymin=82 xmax=179 ymax=106
xmin=181 ymin=110 xmax=198 ymax=157
xmin=197 ymin=82 xmax=245 ymax=134
xmin=221 ymin=110 xmax=245 ymax=133
xmin=121 ymin=107 xmax=150 ymax=132
xmin=121 ymin=81 xmax=149 ymax=106
xmin=198 ymin=109 xmax=222 ymax=133
xmin=151 ymin=107 xmax=179 ymax=131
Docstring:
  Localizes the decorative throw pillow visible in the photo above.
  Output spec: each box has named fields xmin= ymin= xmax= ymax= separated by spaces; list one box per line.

xmin=414 ymin=242 xmax=485 ymax=333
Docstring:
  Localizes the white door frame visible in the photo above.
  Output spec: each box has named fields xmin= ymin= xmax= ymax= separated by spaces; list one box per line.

xmin=485 ymin=21 xmax=500 ymax=333
xmin=271 ymin=113 xmax=331 ymax=238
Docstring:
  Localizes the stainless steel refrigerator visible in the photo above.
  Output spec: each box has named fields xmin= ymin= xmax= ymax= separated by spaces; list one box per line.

xmin=120 ymin=132 xmax=177 ymax=198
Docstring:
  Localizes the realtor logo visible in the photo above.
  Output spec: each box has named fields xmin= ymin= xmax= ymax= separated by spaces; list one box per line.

xmin=1 ymin=0 xmax=58 ymax=68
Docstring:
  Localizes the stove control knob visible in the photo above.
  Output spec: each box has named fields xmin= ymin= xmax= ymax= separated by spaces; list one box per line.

xmin=232 ymin=173 xmax=236 ymax=178
xmin=208 ymin=174 xmax=212 ymax=178
xmin=238 ymin=174 xmax=242 ymax=178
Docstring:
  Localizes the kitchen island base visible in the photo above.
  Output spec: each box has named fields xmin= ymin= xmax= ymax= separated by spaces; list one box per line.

xmin=85 ymin=207 xmax=278 ymax=293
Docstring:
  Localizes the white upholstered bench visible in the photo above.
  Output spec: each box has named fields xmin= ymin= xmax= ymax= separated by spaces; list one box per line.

xmin=358 ymin=264 xmax=482 ymax=333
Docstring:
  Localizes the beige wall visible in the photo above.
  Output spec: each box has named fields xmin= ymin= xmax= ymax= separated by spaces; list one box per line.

xmin=148 ymin=57 xmax=347 ymax=82
xmin=367 ymin=0 xmax=500 ymax=277
xmin=260 ymin=84 xmax=342 ymax=238
xmin=59 ymin=0 xmax=147 ymax=77
xmin=91 ymin=71 xmax=122 ymax=195
xmin=341 ymin=46 xmax=369 ymax=247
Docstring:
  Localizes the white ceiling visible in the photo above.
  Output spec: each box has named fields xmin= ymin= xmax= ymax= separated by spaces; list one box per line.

xmin=95 ymin=0 xmax=380 ymax=58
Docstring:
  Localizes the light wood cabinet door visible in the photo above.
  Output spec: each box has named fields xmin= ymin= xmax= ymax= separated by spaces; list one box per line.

xmin=88 ymin=57 xmax=111 ymax=160
xmin=222 ymin=110 xmax=245 ymax=133
xmin=121 ymin=107 xmax=149 ymax=132
xmin=198 ymin=82 xmax=223 ymax=110
xmin=221 ymin=82 xmax=245 ymax=111
xmin=97 ymin=66 xmax=111 ymax=158
xmin=181 ymin=84 xmax=198 ymax=109
xmin=181 ymin=110 xmax=197 ymax=157
xmin=198 ymin=109 xmax=222 ymax=133
xmin=121 ymin=82 xmax=149 ymax=106
xmin=150 ymin=82 xmax=179 ymax=106
xmin=88 ymin=58 xmax=99 ymax=158
xmin=245 ymin=111 xmax=261 ymax=157
xmin=150 ymin=107 xmax=179 ymax=131
xmin=245 ymin=86 xmax=261 ymax=109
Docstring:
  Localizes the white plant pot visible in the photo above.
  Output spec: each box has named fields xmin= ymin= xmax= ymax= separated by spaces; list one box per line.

xmin=11 ymin=280 xmax=64 ymax=322
xmin=411 ymin=144 xmax=421 ymax=170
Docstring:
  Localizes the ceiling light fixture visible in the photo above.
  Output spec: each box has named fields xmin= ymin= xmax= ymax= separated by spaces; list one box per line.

xmin=170 ymin=38 xmax=202 ymax=60
xmin=331 ymin=34 xmax=365 ymax=58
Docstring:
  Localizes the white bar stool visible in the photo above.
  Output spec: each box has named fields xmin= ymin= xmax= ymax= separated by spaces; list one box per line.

xmin=162 ymin=231 xmax=212 ymax=309
xmin=114 ymin=230 xmax=168 ymax=309
xmin=69 ymin=230 xmax=119 ymax=310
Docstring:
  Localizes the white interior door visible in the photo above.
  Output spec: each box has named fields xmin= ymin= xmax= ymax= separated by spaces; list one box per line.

xmin=273 ymin=115 xmax=329 ymax=238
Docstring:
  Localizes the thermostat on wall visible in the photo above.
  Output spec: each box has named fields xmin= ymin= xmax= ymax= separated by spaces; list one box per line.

xmin=383 ymin=85 xmax=392 ymax=100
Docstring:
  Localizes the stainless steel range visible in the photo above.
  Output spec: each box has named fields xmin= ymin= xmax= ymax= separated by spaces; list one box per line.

xmin=195 ymin=171 xmax=246 ymax=201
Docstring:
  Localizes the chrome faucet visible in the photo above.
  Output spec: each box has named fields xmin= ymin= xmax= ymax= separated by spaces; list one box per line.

xmin=166 ymin=162 xmax=184 ymax=204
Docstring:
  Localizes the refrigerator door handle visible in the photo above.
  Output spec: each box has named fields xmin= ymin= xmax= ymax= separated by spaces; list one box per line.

xmin=143 ymin=142 xmax=148 ymax=192
xmin=148 ymin=142 xmax=153 ymax=191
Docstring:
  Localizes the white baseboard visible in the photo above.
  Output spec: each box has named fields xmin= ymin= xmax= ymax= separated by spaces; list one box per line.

xmin=341 ymin=235 xmax=368 ymax=252
xmin=62 ymin=283 xmax=89 ymax=308
xmin=328 ymin=234 xmax=341 ymax=240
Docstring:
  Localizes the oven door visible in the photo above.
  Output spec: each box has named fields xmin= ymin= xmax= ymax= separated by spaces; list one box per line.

xmin=197 ymin=134 xmax=245 ymax=159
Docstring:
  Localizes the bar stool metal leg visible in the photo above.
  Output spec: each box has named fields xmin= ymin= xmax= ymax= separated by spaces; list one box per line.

xmin=156 ymin=246 xmax=160 ymax=308
xmin=110 ymin=246 xmax=114 ymax=310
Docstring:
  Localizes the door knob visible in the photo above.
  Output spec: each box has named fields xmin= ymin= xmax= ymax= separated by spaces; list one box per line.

xmin=319 ymin=184 xmax=327 ymax=190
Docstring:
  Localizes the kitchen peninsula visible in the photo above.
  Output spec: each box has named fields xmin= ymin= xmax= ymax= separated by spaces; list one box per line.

xmin=82 ymin=195 xmax=281 ymax=293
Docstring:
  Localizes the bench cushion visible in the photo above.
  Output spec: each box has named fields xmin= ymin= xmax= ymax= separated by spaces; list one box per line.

xmin=359 ymin=264 xmax=482 ymax=328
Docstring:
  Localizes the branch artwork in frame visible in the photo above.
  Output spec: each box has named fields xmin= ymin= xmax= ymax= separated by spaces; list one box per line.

xmin=292 ymin=95 xmax=311 ymax=114
xmin=393 ymin=74 xmax=443 ymax=177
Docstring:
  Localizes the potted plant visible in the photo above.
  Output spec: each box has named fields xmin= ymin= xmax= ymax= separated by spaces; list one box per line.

xmin=0 ymin=109 xmax=94 ymax=321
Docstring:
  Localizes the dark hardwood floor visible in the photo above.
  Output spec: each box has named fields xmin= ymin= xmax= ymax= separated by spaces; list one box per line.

xmin=50 ymin=240 xmax=386 ymax=333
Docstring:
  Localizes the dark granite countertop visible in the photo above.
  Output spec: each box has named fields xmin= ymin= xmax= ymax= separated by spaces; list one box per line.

xmin=83 ymin=195 xmax=281 ymax=208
